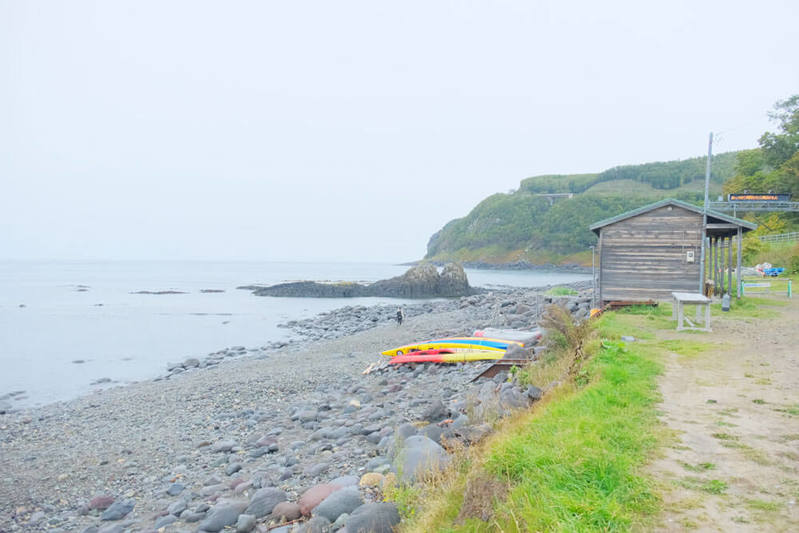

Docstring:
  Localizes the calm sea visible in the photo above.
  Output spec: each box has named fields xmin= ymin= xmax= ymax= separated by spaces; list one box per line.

xmin=0 ymin=261 xmax=589 ymax=408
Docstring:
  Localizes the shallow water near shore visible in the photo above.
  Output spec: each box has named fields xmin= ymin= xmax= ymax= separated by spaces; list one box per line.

xmin=0 ymin=260 xmax=589 ymax=408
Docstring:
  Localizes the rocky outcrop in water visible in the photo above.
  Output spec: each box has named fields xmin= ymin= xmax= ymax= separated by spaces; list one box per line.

xmin=242 ymin=263 xmax=477 ymax=299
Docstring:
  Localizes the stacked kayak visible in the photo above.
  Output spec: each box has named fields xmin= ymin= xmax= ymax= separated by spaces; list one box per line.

xmin=389 ymin=350 xmax=503 ymax=364
xmin=380 ymin=336 xmax=523 ymax=357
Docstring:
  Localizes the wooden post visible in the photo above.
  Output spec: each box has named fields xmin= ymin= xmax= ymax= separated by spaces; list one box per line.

xmin=702 ymin=236 xmax=713 ymax=297
xmin=597 ymin=231 xmax=603 ymax=306
xmin=721 ymin=237 xmax=726 ymax=294
xmin=718 ymin=238 xmax=724 ymax=295
xmin=727 ymin=236 xmax=733 ymax=296
xmin=714 ymin=237 xmax=719 ymax=296
xmin=719 ymin=237 xmax=724 ymax=296
xmin=709 ymin=237 xmax=714 ymax=295
xmin=736 ymin=227 xmax=743 ymax=298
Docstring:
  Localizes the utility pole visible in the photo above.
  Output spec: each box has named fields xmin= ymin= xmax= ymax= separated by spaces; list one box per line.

xmin=699 ymin=132 xmax=713 ymax=294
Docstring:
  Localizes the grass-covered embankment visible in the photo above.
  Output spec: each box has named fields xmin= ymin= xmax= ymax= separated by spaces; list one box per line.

xmin=399 ymin=307 xmax=673 ymax=532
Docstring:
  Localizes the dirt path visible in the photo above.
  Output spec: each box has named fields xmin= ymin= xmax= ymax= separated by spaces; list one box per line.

xmin=650 ymin=296 xmax=799 ymax=531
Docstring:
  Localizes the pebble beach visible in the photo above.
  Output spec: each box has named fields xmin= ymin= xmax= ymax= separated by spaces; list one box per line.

xmin=0 ymin=283 xmax=592 ymax=533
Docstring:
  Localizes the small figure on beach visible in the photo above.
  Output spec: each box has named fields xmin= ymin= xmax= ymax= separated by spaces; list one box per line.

xmin=396 ymin=306 xmax=405 ymax=326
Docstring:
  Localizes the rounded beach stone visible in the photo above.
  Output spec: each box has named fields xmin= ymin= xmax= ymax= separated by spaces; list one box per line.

xmin=197 ymin=501 xmax=248 ymax=532
xmin=421 ymin=398 xmax=449 ymax=422
xmin=211 ymin=439 xmax=238 ymax=453
xmin=167 ymin=499 xmax=187 ymax=516
xmin=396 ymin=422 xmax=418 ymax=440
xmin=312 ymin=486 xmax=363 ymax=522
xmin=298 ymin=515 xmax=331 ymax=533
xmin=298 ymin=483 xmax=342 ymax=516
xmin=100 ymin=499 xmax=135 ymax=521
xmin=154 ymin=514 xmax=177 ymax=529
xmin=395 ymin=435 xmax=450 ymax=482
xmin=165 ymin=482 xmax=185 ymax=496
xmin=235 ymin=513 xmax=256 ymax=532
xmin=88 ymin=495 xmax=115 ymax=511
xmin=244 ymin=487 xmax=288 ymax=518
xmin=330 ymin=474 xmax=359 ymax=487
xmin=358 ymin=472 xmax=384 ymax=487
xmin=271 ymin=501 xmax=302 ymax=521
xmin=346 ymin=502 xmax=401 ymax=533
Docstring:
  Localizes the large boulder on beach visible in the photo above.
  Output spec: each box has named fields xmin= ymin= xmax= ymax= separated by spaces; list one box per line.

xmin=367 ymin=262 xmax=473 ymax=298
xmin=439 ymin=262 xmax=471 ymax=296
xmin=245 ymin=263 xmax=475 ymax=299
xmin=395 ymin=435 xmax=450 ymax=482
xmin=346 ymin=502 xmax=401 ymax=533
xmin=312 ymin=486 xmax=363 ymax=522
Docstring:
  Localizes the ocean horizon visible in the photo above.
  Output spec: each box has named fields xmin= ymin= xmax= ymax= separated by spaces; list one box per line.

xmin=0 ymin=260 xmax=590 ymax=408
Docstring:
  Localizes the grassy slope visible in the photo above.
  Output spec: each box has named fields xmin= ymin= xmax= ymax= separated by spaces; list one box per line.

xmin=484 ymin=339 xmax=661 ymax=531
xmin=396 ymin=297 xmax=786 ymax=532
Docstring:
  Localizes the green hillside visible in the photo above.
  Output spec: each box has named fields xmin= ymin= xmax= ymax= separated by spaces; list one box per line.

xmin=425 ymin=152 xmax=738 ymax=265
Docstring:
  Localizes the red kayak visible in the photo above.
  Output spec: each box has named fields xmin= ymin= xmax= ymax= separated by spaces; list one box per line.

xmin=389 ymin=350 xmax=503 ymax=364
xmin=405 ymin=349 xmax=454 ymax=355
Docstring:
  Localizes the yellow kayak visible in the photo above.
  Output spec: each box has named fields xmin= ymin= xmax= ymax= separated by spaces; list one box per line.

xmin=381 ymin=336 xmax=522 ymax=357
xmin=389 ymin=350 xmax=505 ymax=364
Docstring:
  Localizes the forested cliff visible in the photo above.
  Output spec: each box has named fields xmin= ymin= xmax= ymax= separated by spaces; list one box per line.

xmin=425 ymin=152 xmax=738 ymax=266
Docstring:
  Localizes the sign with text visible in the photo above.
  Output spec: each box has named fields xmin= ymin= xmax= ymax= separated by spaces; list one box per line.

xmin=728 ymin=193 xmax=791 ymax=202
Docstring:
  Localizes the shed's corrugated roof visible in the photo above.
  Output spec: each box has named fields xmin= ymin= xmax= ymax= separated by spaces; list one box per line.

xmin=589 ymin=198 xmax=758 ymax=234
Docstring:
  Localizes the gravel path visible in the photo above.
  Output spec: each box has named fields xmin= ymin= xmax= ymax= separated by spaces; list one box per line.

xmin=0 ymin=285 xmax=591 ymax=533
xmin=650 ymin=296 xmax=799 ymax=531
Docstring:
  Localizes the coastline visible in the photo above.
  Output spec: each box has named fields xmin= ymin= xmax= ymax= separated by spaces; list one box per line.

xmin=402 ymin=259 xmax=592 ymax=274
xmin=0 ymin=282 xmax=591 ymax=532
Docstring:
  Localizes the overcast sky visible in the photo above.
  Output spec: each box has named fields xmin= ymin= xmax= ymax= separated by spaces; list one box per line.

xmin=2 ymin=1 xmax=797 ymax=263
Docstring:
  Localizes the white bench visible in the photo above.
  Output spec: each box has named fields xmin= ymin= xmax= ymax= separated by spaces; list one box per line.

xmin=671 ymin=292 xmax=711 ymax=332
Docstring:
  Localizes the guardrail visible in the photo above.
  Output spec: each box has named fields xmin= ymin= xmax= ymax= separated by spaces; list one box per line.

xmin=741 ymin=278 xmax=792 ymax=298
xmin=709 ymin=201 xmax=799 ymax=213
xmin=758 ymin=231 xmax=799 ymax=244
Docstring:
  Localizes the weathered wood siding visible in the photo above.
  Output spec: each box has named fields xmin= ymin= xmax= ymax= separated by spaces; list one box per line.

xmin=599 ymin=206 xmax=702 ymax=302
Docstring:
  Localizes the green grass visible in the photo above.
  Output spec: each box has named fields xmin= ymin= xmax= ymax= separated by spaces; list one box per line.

xmin=656 ymin=339 xmax=714 ymax=358
xmin=384 ymin=483 xmax=422 ymax=520
xmin=773 ymin=404 xmax=799 ymax=416
xmin=615 ymin=304 xmax=675 ymax=332
xmin=478 ymin=337 xmax=662 ymax=531
xmin=746 ymin=499 xmax=780 ymax=512
xmin=681 ymin=462 xmax=716 ymax=472
xmin=701 ymin=479 xmax=728 ymax=495
xmin=711 ymin=295 xmax=787 ymax=319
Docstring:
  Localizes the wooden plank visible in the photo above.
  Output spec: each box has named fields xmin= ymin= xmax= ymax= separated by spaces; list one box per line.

xmin=603 ymin=277 xmax=700 ymax=287
xmin=672 ymin=292 xmax=710 ymax=303
xmin=602 ymin=255 xmax=699 ymax=264
xmin=606 ymin=284 xmax=698 ymax=295
xmin=597 ymin=231 xmax=608 ymax=307
xmin=737 ymin=227 xmax=743 ymax=298
xmin=728 ymin=235 xmax=733 ymax=295
xmin=614 ymin=278 xmax=700 ymax=287
xmin=706 ymin=223 xmax=739 ymax=229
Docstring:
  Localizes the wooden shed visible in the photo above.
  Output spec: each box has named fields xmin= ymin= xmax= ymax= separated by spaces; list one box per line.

xmin=590 ymin=199 xmax=757 ymax=305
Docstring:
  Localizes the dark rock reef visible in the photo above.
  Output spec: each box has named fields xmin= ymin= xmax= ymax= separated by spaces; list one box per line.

xmin=242 ymin=263 xmax=477 ymax=299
